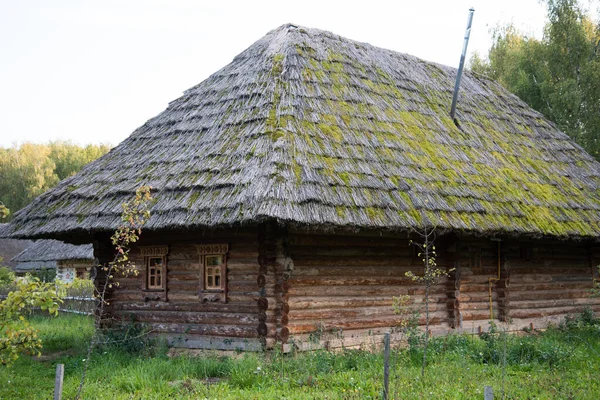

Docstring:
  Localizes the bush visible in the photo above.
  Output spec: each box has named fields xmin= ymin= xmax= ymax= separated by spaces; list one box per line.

xmin=99 ymin=316 xmax=166 ymax=357
xmin=472 ymin=322 xmax=571 ymax=367
xmin=0 ymin=266 xmax=15 ymax=286
xmin=31 ymin=267 xmax=56 ymax=282
xmin=0 ymin=267 xmax=16 ymax=295
xmin=560 ymin=307 xmax=600 ymax=330
xmin=65 ymin=278 xmax=94 ymax=298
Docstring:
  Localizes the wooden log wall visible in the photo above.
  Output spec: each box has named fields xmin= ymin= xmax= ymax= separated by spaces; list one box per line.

xmin=95 ymin=229 xmax=264 ymax=351
xmin=257 ymin=222 xmax=290 ymax=349
xmin=285 ymin=231 xmax=450 ymax=350
xmin=501 ymin=239 xmax=600 ymax=324
xmin=92 ymin=226 xmax=600 ymax=352
xmin=454 ymin=239 xmax=502 ymax=326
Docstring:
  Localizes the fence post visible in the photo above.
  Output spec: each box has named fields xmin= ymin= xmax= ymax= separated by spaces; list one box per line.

xmin=484 ymin=385 xmax=494 ymax=400
xmin=383 ymin=332 xmax=390 ymax=400
xmin=54 ymin=363 xmax=64 ymax=400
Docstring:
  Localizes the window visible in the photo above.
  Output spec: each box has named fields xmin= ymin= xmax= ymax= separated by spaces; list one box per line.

xmin=76 ymin=268 xmax=86 ymax=279
xmin=205 ymin=255 xmax=223 ymax=289
xmin=139 ymin=246 xmax=168 ymax=300
xmin=197 ymin=243 xmax=229 ymax=302
xmin=147 ymin=256 xmax=165 ymax=290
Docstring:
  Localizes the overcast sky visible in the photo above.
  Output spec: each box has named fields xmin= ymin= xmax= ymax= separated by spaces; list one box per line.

xmin=0 ymin=0 xmax=552 ymax=147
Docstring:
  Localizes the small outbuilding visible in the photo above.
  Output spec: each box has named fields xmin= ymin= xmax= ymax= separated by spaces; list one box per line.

xmin=5 ymin=24 xmax=600 ymax=351
xmin=10 ymin=239 xmax=94 ymax=282
xmin=0 ymin=223 xmax=33 ymax=271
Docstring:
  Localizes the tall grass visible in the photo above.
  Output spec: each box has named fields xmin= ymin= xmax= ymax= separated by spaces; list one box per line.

xmin=1 ymin=312 xmax=600 ymax=399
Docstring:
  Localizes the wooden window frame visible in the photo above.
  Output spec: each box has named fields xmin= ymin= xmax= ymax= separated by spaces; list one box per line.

xmin=197 ymin=243 xmax=228 ymax=302
xmin=146 ymin=256 xmax=166 ymax=290
xmin=140 ymin=246 xmax=168 ymax=301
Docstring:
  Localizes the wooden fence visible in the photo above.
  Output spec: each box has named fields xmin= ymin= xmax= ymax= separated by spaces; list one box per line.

xmin=0 ymin=284 xmax=95 ymax=315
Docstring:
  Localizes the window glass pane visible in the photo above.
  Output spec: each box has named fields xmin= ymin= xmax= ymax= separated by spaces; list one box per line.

xmin=215 ymin=275 xmax=220 ymax=287
xmin=150 ymin=257 xmax=162 ymax=266
xmin=207 ymin=276 xmax=213 ymax=287
xmin=206 ymin=255 xmax=222 ymax=266
xmin=207 ymin=267 xmax=213 ymax=276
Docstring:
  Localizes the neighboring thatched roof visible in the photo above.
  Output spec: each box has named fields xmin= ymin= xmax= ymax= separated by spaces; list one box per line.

xmin=11 ymin=240 xmax=93 ymax=263
xmin=5 ymin=24 xmax=600 ymax=240
xmin=0 ymin=224 xmax=33 ymax=269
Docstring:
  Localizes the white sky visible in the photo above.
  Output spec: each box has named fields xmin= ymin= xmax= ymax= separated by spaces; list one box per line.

xmin=0 ymin=0 xmax=551 ymax=147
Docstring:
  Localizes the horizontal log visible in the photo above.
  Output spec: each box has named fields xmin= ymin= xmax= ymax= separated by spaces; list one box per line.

xmin=288 ymin=304 xmax=447 ymax=321
xmin=288 ymin=294 xmax=447 ymax=310
xmin=289 ymin=276 xmax=448 ymax=287
xmin=288 ymin=285 xmax=446 ymax=297
xmin=147 ymin=322 xmax=259 ymax=338
xmin=508 ymin=282 xmax=593 ymax=292
xmin=460 ymin=310 xmax=496 ymax=321
xmin=287 ymin=311 xmax=448 ymax=334
xmin=293 ymin=258 xmax=420 ymax=268
xmin=459 ymin=301 xmax=499 ymax=311
xmin=508 ymin=290 xmax=592 ymax=301
xmin=458 ymin=293 xmax=499 ymax=302
xmin=117 ymin=310 xmax=263 ymax=325
xmin=164 ymin=334 xmax=263 ymax=351
xmin=113 ymin=301 xmax=259 ymax=313
xmin=510 ymin=274 xmax=591 ymax=283
xmin=510 ymin=306 xmax=596 ymax=319
xmin=510 ymin=297 xmax=600 ymax=309
xmin=292 ymin=266 xmax=425 ymax=277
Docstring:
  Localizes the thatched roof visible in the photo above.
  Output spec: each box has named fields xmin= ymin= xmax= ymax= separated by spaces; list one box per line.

xmin=0 ymin=224 xmax=33 ymax=269
xmin=11 ymin=239 xmax=93 ymax=264
xmin=5 ymin=24 xmax=600 ymax=240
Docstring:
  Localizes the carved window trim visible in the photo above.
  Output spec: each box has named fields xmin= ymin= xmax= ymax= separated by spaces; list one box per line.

xmin=197 ymin=243 xmax=228 ymax=302
xmin=140 ymin=246 xmax=168 ymax=301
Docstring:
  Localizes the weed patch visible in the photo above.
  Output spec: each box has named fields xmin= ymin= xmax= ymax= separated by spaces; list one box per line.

xmin=2 ymin=312 xmax=600 ymax=399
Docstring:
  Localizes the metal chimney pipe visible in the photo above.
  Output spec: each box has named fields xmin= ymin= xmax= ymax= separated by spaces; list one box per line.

xmin=450 ymin=7 xmax=475 ymax=121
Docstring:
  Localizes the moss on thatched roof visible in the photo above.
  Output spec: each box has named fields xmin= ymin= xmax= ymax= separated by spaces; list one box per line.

xmin=6 ymin=24 xmax=600 ymax=240
xmin=11 ymin=240 xmax=93 ymax=263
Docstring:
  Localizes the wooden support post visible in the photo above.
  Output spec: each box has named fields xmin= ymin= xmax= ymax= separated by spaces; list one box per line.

xmin=484 ymin=385 xmax=494 ymax=400
xmin=54 ymin=364 xmax=64 ymax=400
xmin=383 ymin=333 xmax=390 ymax=400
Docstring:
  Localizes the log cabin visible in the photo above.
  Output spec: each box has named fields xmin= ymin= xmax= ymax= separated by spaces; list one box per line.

xmin=9 ymin=239 xmax=94 ymax=282
xmin=5 ymin=24 xmax=600 ymax=351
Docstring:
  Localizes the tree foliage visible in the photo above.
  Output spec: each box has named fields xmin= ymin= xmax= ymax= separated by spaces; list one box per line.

xmin=76 ymin=185 xmax=152 ymax=399
xmin=0 ymin=141 xmax=111 ymax=218
xmin=0 ymin=277 xmax=63 ymax=365
xmin=471 ymin=0 xmax=600 ymax=159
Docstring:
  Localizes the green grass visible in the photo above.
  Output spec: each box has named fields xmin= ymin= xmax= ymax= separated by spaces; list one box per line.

xmin=1 ymin=313 xmax=600 ymax=399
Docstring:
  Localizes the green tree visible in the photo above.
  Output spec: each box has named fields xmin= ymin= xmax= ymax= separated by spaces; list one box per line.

xmin=0 ymin=144 xmax=58 ymax=215
xmin=0 ymin=142 xmax=111 ymax=218
xmin=471 ymin=0 xmax=600 ymax=159
xmin=48 ymin=141 xmax=111 ymax=181
xmin=0 ymin=277 xmax=63 ymax=365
